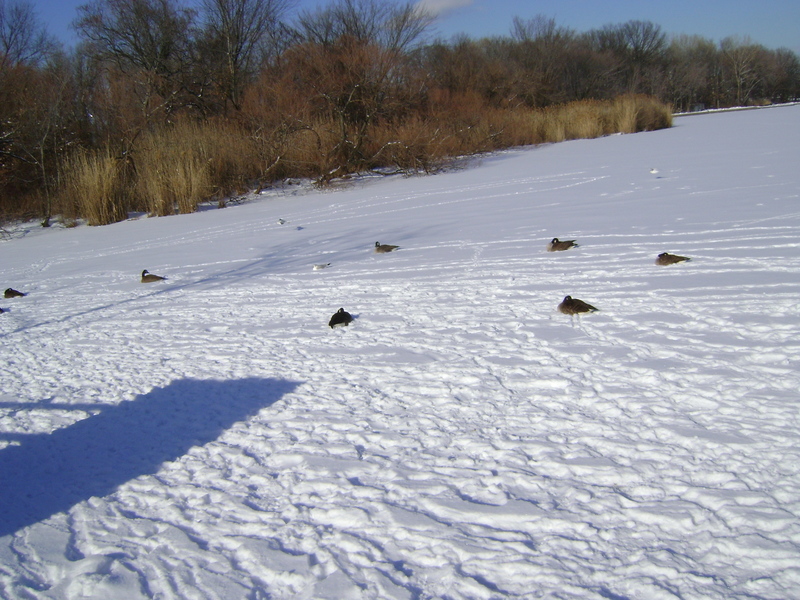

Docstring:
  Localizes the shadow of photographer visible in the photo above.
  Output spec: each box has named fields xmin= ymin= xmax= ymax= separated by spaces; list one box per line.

xmin=0 ymin=377 xmax=300 ymax=537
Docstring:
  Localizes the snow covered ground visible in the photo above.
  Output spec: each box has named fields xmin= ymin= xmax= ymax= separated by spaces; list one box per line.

xmin=1 ymin=104 xmax=799 ymax=600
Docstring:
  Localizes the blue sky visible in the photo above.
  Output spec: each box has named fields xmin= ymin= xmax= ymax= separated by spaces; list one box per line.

xmin=29 ymin=0 xmax=800 ymax=55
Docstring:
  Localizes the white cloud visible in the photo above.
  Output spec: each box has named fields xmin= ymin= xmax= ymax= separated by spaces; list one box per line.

xmin=415 ymin=0 xmax=474 ymax=17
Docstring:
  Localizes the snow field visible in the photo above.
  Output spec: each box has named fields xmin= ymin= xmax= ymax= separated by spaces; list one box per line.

xmin=1 ymin=105 xmax=799 ymax=599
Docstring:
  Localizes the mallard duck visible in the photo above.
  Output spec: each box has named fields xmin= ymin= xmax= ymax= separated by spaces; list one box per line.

xmin=374 ymin=242 xmax=399 ymax=253
xmin=547 ymin=237 xmax=579 ymax=252
xmin=655 ymin=252 xmax=691 ymax=266
xmin=558 ymin=295 xmax=598 ymax=315
xmin=328 ymin=308 xmax=353 ymax=328
xmin=141 ymin=269 xmax=166 ymax=283
xmin=4 ymin=288 xmax=25 ymax=298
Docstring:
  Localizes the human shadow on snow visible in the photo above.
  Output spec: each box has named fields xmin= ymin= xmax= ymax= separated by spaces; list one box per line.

xmin=0 ymin=377 xmax=300 ymax=537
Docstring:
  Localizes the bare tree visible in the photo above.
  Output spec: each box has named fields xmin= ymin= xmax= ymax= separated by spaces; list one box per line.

xmin=0 ymin=0 xmax=58 ymax=161
xmin=22 ymin=53 xmax=81 ymax=225
xmin=768 ymin=48 xmax=800 ymax=102
xmin=720 ymin=36 xmax=763 ymax=106
xmin=287 ymin=0 xmax=433 ymax=180
xmin=423 ymin=36 xmax=484 ymax=97
xmin=199 ymin=0 xmax=293 ymax=110
xmin=618 ymin=20 xmax=667 ymax=67
xmin=589 ymin=20 xmax=667 ymax=95
xmin=74 ymin=0 xmax=197 ymax=119
xmin=509 ymin=15 xmax=576 ymax=106
xmin=0 ymin=0 xmax=56 ymax=70
xmin=666 ymin=34 xmax=715 ymax=111
xmin=297 ymin=0 xmax=429 ymax=49
xmin=0 ymin=0 xmax=61 ymax=221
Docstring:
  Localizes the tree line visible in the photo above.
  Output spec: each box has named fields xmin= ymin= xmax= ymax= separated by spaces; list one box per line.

xmin=1 ymin=0 xmax=798 ymax=225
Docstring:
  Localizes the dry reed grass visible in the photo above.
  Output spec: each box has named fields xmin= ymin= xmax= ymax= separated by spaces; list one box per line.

xmin=57 ymin=149 xmax=129 ymax=226
xmin=58 ymin=95 xmax=672 ymax=224
xmin=134 ymin=120 xmax=261 ymax=215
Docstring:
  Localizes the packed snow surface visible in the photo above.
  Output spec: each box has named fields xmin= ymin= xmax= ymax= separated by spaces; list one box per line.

xmin=1 ymin=106 xmax=799 ymax=600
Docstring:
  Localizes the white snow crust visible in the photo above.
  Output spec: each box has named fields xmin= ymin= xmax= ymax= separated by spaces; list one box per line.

xmin=1 ymin=105 xmax=799 ymax=599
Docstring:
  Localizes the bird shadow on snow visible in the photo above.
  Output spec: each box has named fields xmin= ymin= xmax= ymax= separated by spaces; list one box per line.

xmin=0 ymin=377 xmax=300 ymax=538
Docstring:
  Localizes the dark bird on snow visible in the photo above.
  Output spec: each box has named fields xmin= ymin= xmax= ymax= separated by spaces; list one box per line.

xmin=558 ymin=295 xmax=598 ymax=316
xmin=141 ymin=269 xmax=166 ymax=283
xmin=655 ymin=252 xmax=691 ymax=266
xmin=374 ymin=241 xmax=399 ymax=253
xmin=329 ymin=308 xmax=353 ymax=328
xmin=547 ymin=237 xmax=579 ymax=252
xmin=4 ymin=288 xmax=25 ymax=298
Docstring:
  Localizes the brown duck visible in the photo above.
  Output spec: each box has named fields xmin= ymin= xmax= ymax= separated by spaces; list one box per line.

xmin=547 ymin=238 xmax=579 ymax=252
xmin=374 ymin=242 xmax=399 ymax=253
xmin=655 ymin=252 xmax=691 ymax=266
xmin=141 ymin=269 xmax=166 ymax=283
xmin=558 ymin=295 xmax=598 ymax=315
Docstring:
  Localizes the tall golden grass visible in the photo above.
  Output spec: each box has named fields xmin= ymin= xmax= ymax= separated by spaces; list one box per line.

xmin=359 ymin=94 xmax=672 ymax=164
xmin=58 ymin=148 xmax=129 ymax=226
xmin=57 ymin=95 xmax=672 ymax=225
xmin=135 ymin=120 xmax=262 ymax=216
